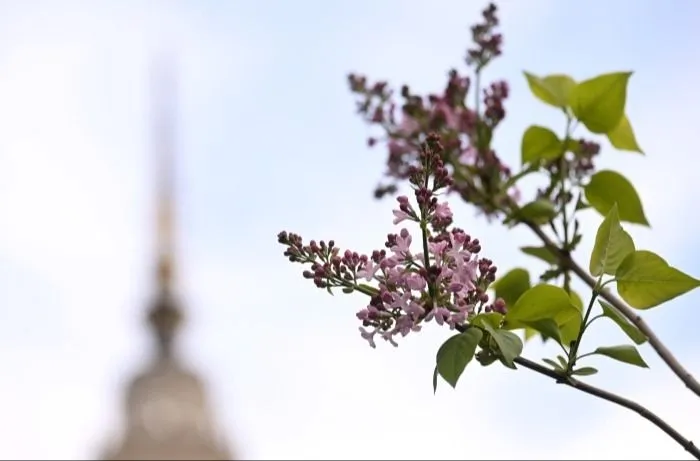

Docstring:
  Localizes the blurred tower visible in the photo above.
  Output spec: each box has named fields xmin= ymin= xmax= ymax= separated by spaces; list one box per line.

xmin=100 ymin=58 xmax=233 ymax=460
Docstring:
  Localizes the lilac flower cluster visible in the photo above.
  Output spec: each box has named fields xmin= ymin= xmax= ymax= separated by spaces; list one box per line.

xmin=466 ymin=2 xmax=502 ymax=68
xmin=534 ymin=138 xmax=602 ymax=211
xmin=346 ymin=3 xmax=517 ymax=218
xmin=570 ymin=139 xmax=602 ymax=179
xmin=278 ymin=134 xmax=505 ymax=348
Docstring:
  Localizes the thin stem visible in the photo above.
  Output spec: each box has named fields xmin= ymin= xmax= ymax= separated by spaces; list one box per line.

xmin=575 ymin=351 xmax=596 ymax=362
xmin=523 ymin=218 xmax=700 ymax=398
xmin=567 ymin=287 xmax=600 ymax=373
xmin=585 ymin=313 xmax=604 ymax=330
xmin=474 ymin=72 xmax=482 ymax=126
xmin=557 ymin=117 xmax=572 ymax=293
xmin=503 ymin=164 xmax=536 ymax=190
xmin=514 ymin=356 xmax=700 ymax=459
xmin=419 ymin=158 xmax=435 ymax=301
xmin=352 ymin=283 xmax=379 ymax=297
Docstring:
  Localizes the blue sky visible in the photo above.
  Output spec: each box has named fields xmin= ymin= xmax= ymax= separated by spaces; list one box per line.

xmin=1 ymin=0 xmax=699 ymax=459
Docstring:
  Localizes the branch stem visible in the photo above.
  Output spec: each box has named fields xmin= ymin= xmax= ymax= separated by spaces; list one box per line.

xmin=514 ymin=356 xmax=700 ymax=459
xmin=523 ymin=219 xmax=700 ymax=397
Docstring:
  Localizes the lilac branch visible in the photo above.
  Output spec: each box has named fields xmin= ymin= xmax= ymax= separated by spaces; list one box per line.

xmin=338 ymin=2 xmax=700 ymax=456
xmin=513 ymin=355 xmax=700 ymax=459
xmin=444 ymin=324 xmax=700 ymax=458
xmin=519 ymin=217 xmax=700 ymax=398
xmin=278 ymin=130 xmax=699 ymax=458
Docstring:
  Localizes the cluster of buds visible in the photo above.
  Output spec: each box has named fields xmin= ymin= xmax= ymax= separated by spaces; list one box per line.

xmin=466 ymin=2 xmax=502 ymax=69
xmin=536 ymin=138 xmax=602 ymax=209
xmin=278 ymin=134 xmax=505 ymax=348
xmin=541 ymin=138 xmax=601 ymax=183
xmin=346 ymin=3 xmax=517 ymax=219
xmin=570 ymin=139 xmax=602 ymax=180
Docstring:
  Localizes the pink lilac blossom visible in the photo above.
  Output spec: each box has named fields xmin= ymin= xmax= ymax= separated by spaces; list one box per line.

xmin=351 ymin=225 xmax=494 ymax=348
xmin=398 ymin=111 xmax=420 ymax=135
xmin=278 ymin=133 xmax=506 ymax=349
xmin=346 ymin=3 xmax=520 ymax=219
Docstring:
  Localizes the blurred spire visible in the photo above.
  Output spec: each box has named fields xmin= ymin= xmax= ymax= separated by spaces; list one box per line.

xmin=147 ymin=52 xmax=183 ymax=359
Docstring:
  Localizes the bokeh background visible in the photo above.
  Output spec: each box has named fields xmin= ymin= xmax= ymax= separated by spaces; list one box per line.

xmin=1 ymin=0 xmax=699 ymax=459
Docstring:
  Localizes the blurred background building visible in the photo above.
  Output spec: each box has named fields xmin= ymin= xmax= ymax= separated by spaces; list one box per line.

xmin=100 ymin=60 xmax=233 ymax=461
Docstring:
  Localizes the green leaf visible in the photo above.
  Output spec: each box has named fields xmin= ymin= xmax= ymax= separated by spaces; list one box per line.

xmin=558 ymin=307 xmax=583 ymax=347
xmin=520 ymin=245 xmax=558 ymax=265
xmin=593 ymin=345 xmax=648 ymax=368
xmin=575 ymin=196 xmax=590 ymax=211
xmin=540 ymin=268 xmax=563 ymax=283
xmin=521 ymin=125 xmax=563 ymax=164
xmin=432 ymin=366 xmax=439 ymax=394
xmin=358 ymin=283 xmax=380 ymax=296
xmin=521 ymin=319 xmax=562 ymax=344
xmin=569 ymin=291 xmax=584 ymax=310
xmin=584 ymin=170 xmax=649 ymax=226
xmin=471 ymin=312 xmax=504 ymax=330
xmin=491 ymin=268 xmax=531 ymax=309
xmin=570 ymin=72 xmax=632 ymax=134
xmin=572 ymin=366 xmax=598 ymax=376
xmin=483 ymin=324 xmax=523 ymax=367
xmin=523 ymin=327 xmax=538 ymax=341
xmin=568 ymin=232 xmax=583 ymax=251
xmin=506 ymin=285 xmax=572 ymax=325
xmin=475 ymin=349 xmax=499 ymax=367
xmin=565 ymin=138 xmax=582 ymax=154
xmin=518 ymin=199 xmax=557 ymax=225
xmin=505 ymin=285 xmax=581 ymax=345
xmin=589 ymin=203 xmax=636 ymax=276
xmin=559 ymin=292 xmax=584 ymax=346
xmin=523 ymin=72 xmax=577 ymax=109
xmin=599 ymin=301 xmax=647 ymax=345
xmin=607 ymin=114 xmax=643 ymax=154
xmin=436 ymin=329 xmax=483 ymax=388
xmin=542 ymin=358 xmax=565 ymax=372
xmin=556 ymin=355 xmax=568 ymax=369
xmin=616 ymin=250 xmax=700 ymax=309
